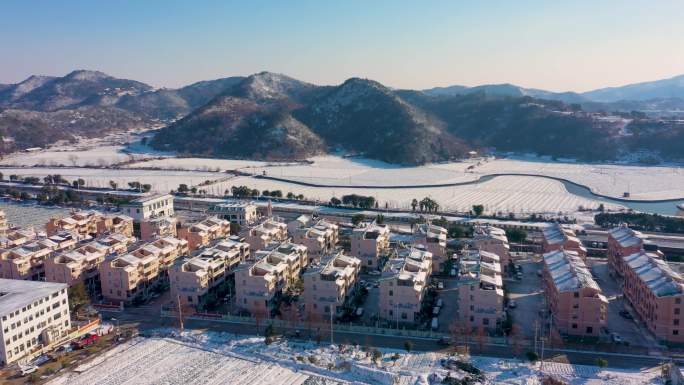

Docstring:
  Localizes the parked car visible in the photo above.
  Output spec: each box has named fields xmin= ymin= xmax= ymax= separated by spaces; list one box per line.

xmin=437 ymin=281 xmax=444 ymax=290
xmin=19 ymin=365 xmax=37 ymax=376
xmin=450 ymin=269 xmax=456 ymax=276
xmin=372 ymin=282 xmax=379 ymax=288
xmin=431 ymin=317 xmax=439 ymax=330
xmin=436 ymin=299 xmax=443 ymax=308
xmin=536 ymin=270 xmax=543 ymax=277
xmin=611 ymin=333 xmax=624 ymax=343
xmin=73 ymin=333 xmax=99 ymax=349
xmin=437 ymin=337 xmax=452 ymax=346
xmin=508 ymin=300 xmax=517 ymax=309
xmin=368 ymin=270 xmax=381 ymax=276
xmin=355 ymin=307 xmax=364 ymax=317
xmin=432 ymin=306 xmax=441 ymax=316
xmin=515 ymin=272 xmax=523 ymax=280
xmin=619 ymin=310 xmax=633 ymax=320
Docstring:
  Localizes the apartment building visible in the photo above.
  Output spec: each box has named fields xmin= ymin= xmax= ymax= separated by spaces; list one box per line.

xmin=0 ymin=232 xmax=80 ymax=281
xmin=245 ymin=218 xmax=288 ymax=251
xmin=351 ymin=223 xmax=390 ymax=271
xmin=543 ymin=249 xmax=607 ymax=336
xmin=170 ymin=238 xmax=250 ymax=307
xmin=99 ymin=237 xmax=188 ymax=303
xmin=234 ymin=242 xmax=307 ymax=315
xmin=291 ymin=218 xmax=339 ymax=264
xmin=0 ymin=210 xmax=8 ymax=236
xmin=46 ymin=211 xmax=133 ymax=238
xmin=209 ymin=202 xmax=258 ymax=226
xmin=140 ymin=216 xmax=177 ymax=241
xmin=378 ymin=247 xmax=432 ymax=325
xmin=44 ymin=233 xmax=136 ymax=286
xmin=608 ymin=225 xmax=660 ymax=277
xmin=177 ymin=216 xmax=231 ymax=251
xmin=0 ymin=279 xmax=70 ymax=366
xmin=120 ymin=194 xmax=174 ymax=222
xmin=471 ymin=226 xmax=511 ymax=271
xmin=456 ymin=249 xmax=504 ymax=331
xmin=302 ymin=252 xmax=360 ymax=318
xmin=0 ymin=228 xmax=38 ymax=249
xmin=621 ymin=250 xmax=684 ymax=342
xmin=413 ymin=224 xmax=447 ymax=274
xmin=542 ymin=224 xmax=587 ymax=258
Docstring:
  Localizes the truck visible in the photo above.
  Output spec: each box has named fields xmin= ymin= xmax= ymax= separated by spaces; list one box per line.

xmin=73 ymin=333 xmax=99 ymax=349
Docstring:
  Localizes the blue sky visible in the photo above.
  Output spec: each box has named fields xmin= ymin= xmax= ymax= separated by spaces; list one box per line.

xmin=1 ymin=0 xmax=683 ymax=91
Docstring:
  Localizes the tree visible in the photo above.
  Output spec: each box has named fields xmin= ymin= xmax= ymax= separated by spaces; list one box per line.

xmin=595 ymin=357 xmax=608 ymax=368
xmin=287 ymin=192 xmax=295 ymax=199
xmin=330 ymin=197 xmax=341 ymax=206
xmin=375 ymin=214 xmax=385 ymax=224
xmin=68 ymin=282 xmax=90 ymax=312
xmin=190 ymin=187 xmax=198 ymax=194
xmin=230 ymin=222 xmax=241 ymax=235
xmin=525 ymin=351 xmax=539 ymax=362
xmin=505 ymin=228 xmax=527 ymax=243
xmin=472 ymin=204 xmax=484 ymax=217
xmin=352 ymin=214 xmax=365 ymax=226
xmin=403 ymin=340 xmax=412 ymax=353
xmin=262 ymin=190 xmax=270 ymax=197
xmin=109 ymin=180 xmax=118 ymax=190
xmin=411 ymin=198 xmax=418 ymax=212
xmin=371 ymin=349 xmax=382 ymax=365
xmin=0 ymin=172 xmax=3 ymax=181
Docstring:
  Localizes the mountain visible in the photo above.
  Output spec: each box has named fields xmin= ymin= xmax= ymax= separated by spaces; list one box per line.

xmin=582 ymin=74 xmax=684 ymax=102
xmin=150 ymin=73 xmax=326 ymax=160
xmin=423 ymin=83 xmax=588 ymax=104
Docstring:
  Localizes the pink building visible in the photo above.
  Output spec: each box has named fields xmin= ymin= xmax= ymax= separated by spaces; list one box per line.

xmin=45 ymin=233 xmax=136 ymax=286
xmin=291 ymin=218 xmax=339 ymax=264
xmin=302 ymin=252 xmax=361 ymax=318
xmin=177 ymin=216 xmax=231 ymax=251
xmin=621 ymin=250 xmax=684 ymax=342
xmin=245 ymin=218 xmax=288 ymax=251
xmin=46 ymin=210 xmax=133 ymax=238
xmin=472 ymin=226 xmax=511 ymax=272
xmin=234 ymin=241 xmax=307 ymax=315
xmin=607 ymin=225 xmax=660 ymax=277
xmin=457 ymin=249 xmax=504 ymax=331
xmin=541 ymin=224 xmax=587 ymax=258
xmin=413 ymin=224 xmax=447 ymax=274
xmin=99 ymin=236 xmax=188 ymax=304
xmin=170 ymin=239 xmax=249 ymax=307
xmin=0 ymin=231 xmax=80 ymax=281
xmin=378 ymin=248 xmax=432 ymax=325
xmin=543 ymin=249 xmax=607 ymax=337
xmin=351 ymin=223 xmax=390 ymax=271
xmin=0 ymin=228 xmax=38 ymax=249
xmin=140 ymin=216 xmax=178 ymax=242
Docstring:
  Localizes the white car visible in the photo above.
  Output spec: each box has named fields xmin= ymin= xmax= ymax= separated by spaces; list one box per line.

xmin=368 ymin=270 xmax=381 ymax=276
xmin=508 ymin=300 xmax=517 ymax=309
xmin=437 ymin=282 xmax=444 ymax=290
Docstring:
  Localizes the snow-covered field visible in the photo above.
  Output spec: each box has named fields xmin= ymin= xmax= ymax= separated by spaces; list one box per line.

xmin=0 ymin=202 xmax=69 ymax=229
xmin=47 ymin=332 xmax=665 ymax=385
xmin=123 ymin=155 xmax=684 ymax=200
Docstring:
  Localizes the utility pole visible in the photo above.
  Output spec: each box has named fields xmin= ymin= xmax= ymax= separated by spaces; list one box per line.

xmin=330 ymin=307 xmax=334 ymax=346
xmin=177 ymin=295 xmax=184 ymax=332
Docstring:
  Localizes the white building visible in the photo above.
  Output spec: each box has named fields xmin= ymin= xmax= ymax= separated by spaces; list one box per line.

xmin=208 ymin=202 xmax=258 ymax=226
xmin=0 ymin=279 xmax=70 ymax=366
xmin=120 ymin=194 xmax=174 ymax=222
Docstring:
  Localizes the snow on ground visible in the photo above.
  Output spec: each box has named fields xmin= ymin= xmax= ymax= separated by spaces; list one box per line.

xmin=0 ymin=168 xmax=223 ymax=193
xmin=0 ymin=201 xmax=69 ymax=229
xmin=124 ymin=156 xmax=278 ymax=172
xmin=207 ymin=174 xmax=619 ymax=215
xmin=48 ymin=331 xmax=663 ymax=385
xmin=474 ymin=158 xmax=684 ymax=200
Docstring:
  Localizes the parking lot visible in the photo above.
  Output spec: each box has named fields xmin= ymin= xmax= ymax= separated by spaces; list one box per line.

xmin=588 ymin=259 xmax=659 ymax=348
xmin=506 ymin=257 xmax=545 ymax=339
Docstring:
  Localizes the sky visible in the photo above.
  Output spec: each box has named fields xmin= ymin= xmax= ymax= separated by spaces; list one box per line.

xmin=1 ymin=0 xmax=684 ymax=92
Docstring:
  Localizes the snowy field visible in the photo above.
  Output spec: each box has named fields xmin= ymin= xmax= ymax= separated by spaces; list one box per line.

xmin=0 ymin=202 xmax=69 ymax=229
xmin=122 ymin=155 xmax=684 ymax=200
xmin=47 ymin=332 xmax=665 ymax=385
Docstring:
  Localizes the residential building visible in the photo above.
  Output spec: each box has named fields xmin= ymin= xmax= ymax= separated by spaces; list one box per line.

xmin=291 ymin=218 xmax=339 ymax=263
xmin=209 ymin=202 xmax=258 ymax=226
xmin=139 ymin=216 xmax=177 ymax=242
xmin=170 ymin=238 xmax=250 ymax=307
xmin=542 ymin=224 xmax=587 ymax=258
xmin=471 ymin=226 xmax=511 ymax=271
xmin=245 ymin=218 xmax=288 ymax=251
xmin=0 ymin=232 xmax=80 ymax=281
xmin=621 ymin=250 xmax=684 ymax=342
xmin=234 ymin=241 xmax=307 ymax=315
xmin=608 ymin=225 xmax=660 ymax=277
xmin=0 ymin=228 xmax=38 ymax=249
xmin=456 ymin=249 xmax=504 ymax=331
xmin=46 ymin=211 xmax=133 ymax=238
xmin=351 ymin=223 xmax=390 ymax=271
xmin=543 ymin=249 xmax=607 ymax=336
xmin=302 ymin=252 xmax=360 ymax=318
xmin=120 ymin=194 xmax=174 ymax=222
xmin=177 ymin=216 xmax=231 ymax=251
xmin=413 ymin=224 xmax=447 ymax=274
xmin=99 ymin=237 xmax=188 ymax=303
xmin=0 ymin=210 xmax=8 ymax=236
xmin=378 ymin=247 xmax=432 ymax=325
xmin=0 ymin=279 xmax=70 ymax=366
xmin=44 ymin=233 xmax=135 ymax=286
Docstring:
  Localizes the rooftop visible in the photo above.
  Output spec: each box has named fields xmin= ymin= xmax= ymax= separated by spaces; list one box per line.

xmin=0 ymin=279 xmax=67 ymax=316
xmin=544 ymin=249 xmax=600 ymax=292
xmin=624 ymin=251 xmax=684 ymax=297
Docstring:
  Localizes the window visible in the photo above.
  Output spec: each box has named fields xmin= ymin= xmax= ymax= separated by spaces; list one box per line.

xmin=676 ymin=308 xmax=681 ymax=315
xmin=573 ymin=292 xmax=579 ymax=298
xmin=675 ymin=319 xmax=680 ymax=326
xmin=571 ymin=323 xmax=578 ymax=329
xmin=677 ymin=298 xmax=681 ymax=304
xmin=401 ymin=312 xmax=407 ymax=319
xmin=586 ymin=326 xmax=593 ymax=334
xmin=675 ymin=330 xmax=680 ymax=335
xmin=483 ymin=318 xmax=489 ymax=325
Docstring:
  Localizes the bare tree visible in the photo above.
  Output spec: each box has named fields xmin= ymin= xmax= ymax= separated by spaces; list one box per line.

xmin=68 ymin=154 xmax=79 ymax=167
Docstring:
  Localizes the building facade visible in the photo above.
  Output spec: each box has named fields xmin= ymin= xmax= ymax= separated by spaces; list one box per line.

xmin=378 ymin=248 xmax=432 ymax=325
xmin=302 ymin=252 xmax=360 ymax=318
xmin=456 ymin=249 xmax=504 ymax=331
xmin=351 ymin=223 xmax=390 ymax=271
